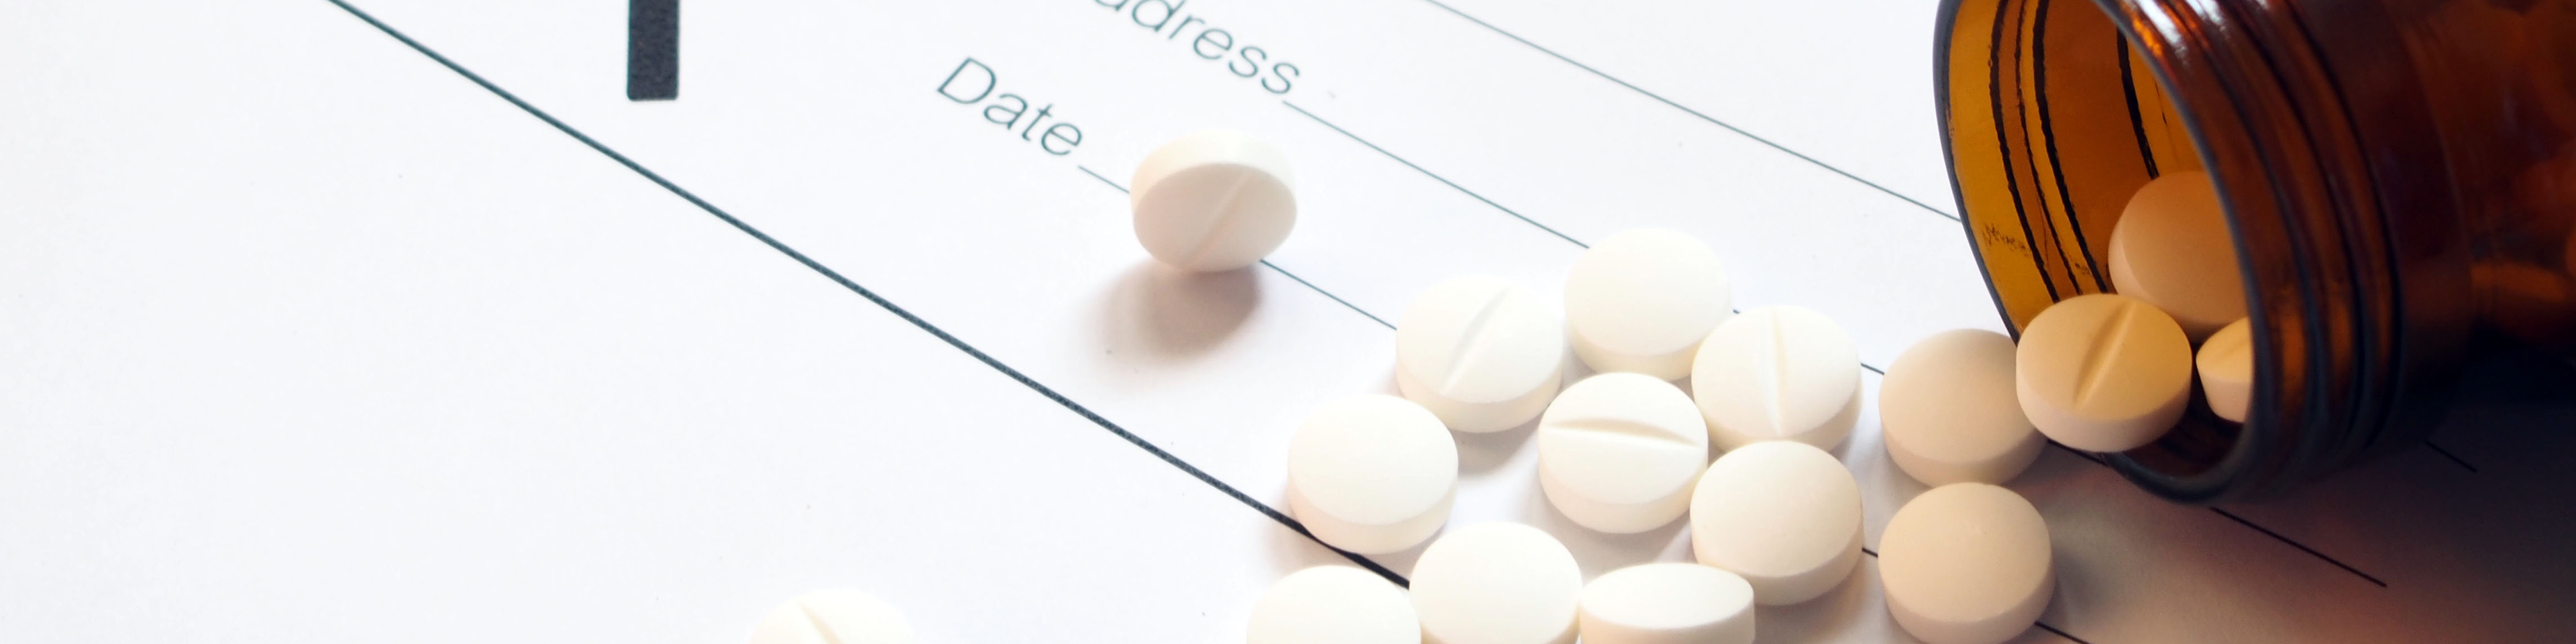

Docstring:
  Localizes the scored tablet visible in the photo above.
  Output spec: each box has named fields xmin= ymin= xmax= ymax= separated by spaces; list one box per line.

xmin=1395 ymin=275 xmax=1567 ymax=433
xmin=1536 ymin=372 xmax=1710 ymax=533
xmin=1691 ymin=306 xmax=1862 ymax=451
xmin=2016 ymin=294 xmax=2192 ymax=453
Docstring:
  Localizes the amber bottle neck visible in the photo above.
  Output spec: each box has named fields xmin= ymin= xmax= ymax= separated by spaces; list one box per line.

xmin=2098 ymin=0 xmax=2574 ymax=499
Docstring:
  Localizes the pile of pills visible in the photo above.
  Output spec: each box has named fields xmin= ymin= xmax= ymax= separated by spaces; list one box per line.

xmin=2105 ymin=170 xmax=2244 ymax=341
xmin=1108 ymin=128 xmax=2088 ymax=644
xmin=761 ymin=134 xmax=2269 ymax=644
xmin=1237 ymin=198 xmax=2061 ymax=642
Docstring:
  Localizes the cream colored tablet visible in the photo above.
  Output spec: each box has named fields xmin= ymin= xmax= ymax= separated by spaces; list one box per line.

xmin=1564 ymin=229 xmax=1733 ymax=380
xmin=2199 ymin=317 xmax=2255 ymax=423
xmin=2016 ymin=294 xmax=2192 ymax=453
xmin=1879 ymin=483 xmax=2054 ymax=644
xmin=1536 ymin=373 xmax=1709 ymax=533
xmin=1881 ymin=329 xmax=2043 ymax=485
xmin=1578 ymin=563 xmax=1756 ymax=644
xmin=1688 ymin=441 xmax=1862 ymax=605
xmin=1247 ymin=566 xmax=1418 ymax=644
xmin=1396 ymin=275 xmax=1567 ymax=433
xmin=2107 ymin=170 xmax=2246 ymax=339
xmin=1411 ymin=523 xmax=1585 ymax=644
xmin=749 ymin=590 xmax=914 ymax=644
xmin=1130 ymin=130 xmax=1296 ymax=272
xmin=1690 ymin=305 xmax=1862 ymax=451
xmin=1285 ymin=395 xmax=1458 ymax=554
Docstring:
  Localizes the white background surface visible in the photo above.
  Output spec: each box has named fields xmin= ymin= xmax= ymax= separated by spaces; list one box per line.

xmin=3 ymin=1 xmax=2572 ymax=642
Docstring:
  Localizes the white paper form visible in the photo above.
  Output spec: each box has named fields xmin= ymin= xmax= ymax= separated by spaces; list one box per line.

xmin=4 ymin=0 xmax=2573 ymax=643
xmin=0 ymin=3 xmax=1313 ymax=642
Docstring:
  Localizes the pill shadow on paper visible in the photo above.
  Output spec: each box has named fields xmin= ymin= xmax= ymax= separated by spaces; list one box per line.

xmin=1097 ymin=260 xmax=1263 ymax=360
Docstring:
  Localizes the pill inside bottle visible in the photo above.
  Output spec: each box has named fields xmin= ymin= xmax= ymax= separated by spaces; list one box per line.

xmin=2198 ymin=318 xmax=2255 ymax=424
xmin=2107 ymin=170 xmax=2246 ymax=341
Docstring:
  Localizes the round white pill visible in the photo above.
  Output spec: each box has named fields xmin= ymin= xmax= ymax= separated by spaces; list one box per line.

xmin=748 ymin=590 xmax=914 ymax=644
xmin=2199 ymin=317 xmax=2255 ymax=423
xmin=1690 ymin=305 xmax=1862 ymax=451
xmin=1396 ymin=275 xmax=1567 ymax=433
xmin=2016 ymin=294 xmax=2192 ymax=453
xmin=1285 ymin=394 xmax=1458 ymax=554
xmin=1881 ymin=329 xmax=2044 ymax=486
xmin=1411 ymin=523 xmax=1585 ymax=644
xmin=1130 ymin=130 xmax=1297 ymax=272
xmin=1688 ymin=441 xmax=1862 ymax=605
xmin=1536 ymin=372 xmax=1710 ymax=533
xmin=1879 ymin=483 xmax=2054 ymax=644
xmin=1247 ymin=566 xmax=1418 ymax=644
xmin=2107 ymin=170 xmax=2247 ymax=339
xmin=1564 ymin=229 xmax=1733 ymax=380
xmin=1578 ymin=563 xmax=1756 ymax=644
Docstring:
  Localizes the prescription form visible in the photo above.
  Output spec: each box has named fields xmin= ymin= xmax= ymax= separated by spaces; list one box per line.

xmin=3 ymin=0 xmax=2571 ymax=641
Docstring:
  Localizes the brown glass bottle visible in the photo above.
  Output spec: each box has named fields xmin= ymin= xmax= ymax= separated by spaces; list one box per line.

xmin=1934 ymin=0 xmax=2576 ymax=501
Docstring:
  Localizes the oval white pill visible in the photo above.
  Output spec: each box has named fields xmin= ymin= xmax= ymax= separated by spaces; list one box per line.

xmin=1564 ymin=229 xmax=1733 ymax=380
xmin=1578 ymin=563 xmax=1756 ymax=644
xmin=1536 ymin=372 xmax=1710 ymax=533
xmin=1248 ymin=566 xmax=1418 ymax=644
xmin=1879 ymin=483 xmax=2054 ymax=644
xmin=2107 ymin=170 xmax=2246 ymax=339
xmin=2199 ymin=317 xmax=2255 ymax=423
xmin=1285 ymin=394 xmax=1458 ymax=554
xmin=1881 ymin=329 xmax=2043 ymax=485
xmin=1130 ymin=130 xmax=1297 ymax=272
xmin=1411 ymin=523 xmax=1585 ymax=644
xmin=1396 ymin=275 xmax=1567 ymax=433
xmin=1688 ymin=441 xmax=1863 ymax=605
xmin=2016 ymin=294 xmax=2192 ymax=453
xmin=748 ymin=590 xmax=914 ymax=644
xmin=1690 ymin=305 xmax=1862 ymax=451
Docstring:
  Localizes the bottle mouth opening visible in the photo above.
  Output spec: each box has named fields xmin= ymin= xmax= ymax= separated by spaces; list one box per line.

xmin=1935 ymin=0 xmax=2296 ymax=501
xmin=1943 ymin=0 xmax=2572 ymax=500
